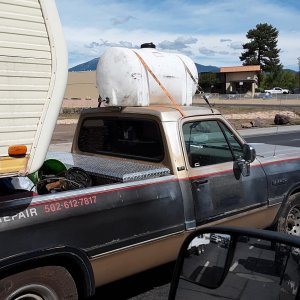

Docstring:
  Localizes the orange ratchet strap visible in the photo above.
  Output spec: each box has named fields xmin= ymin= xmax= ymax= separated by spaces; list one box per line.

xmin=133 ymin=50 xmax=185 ymax=117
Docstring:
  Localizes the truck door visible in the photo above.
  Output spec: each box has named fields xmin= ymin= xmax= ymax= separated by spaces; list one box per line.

xmin=181 ymin=118 xmax=268 ymax=225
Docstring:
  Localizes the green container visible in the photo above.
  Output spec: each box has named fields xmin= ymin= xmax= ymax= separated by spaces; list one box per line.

xmin=28 ymin=159 xmax=67 ymax=184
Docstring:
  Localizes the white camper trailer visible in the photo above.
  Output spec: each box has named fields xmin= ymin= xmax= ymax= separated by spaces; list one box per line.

xmin=0 ymin=0 xmax=67 ymax=177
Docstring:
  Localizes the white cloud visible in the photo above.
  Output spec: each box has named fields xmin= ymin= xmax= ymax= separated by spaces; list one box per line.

xmin=56 ymin=0 xmax=300 ymax=70
xmin=158 ymin=36 xmax=198 ymax=50
xmin=229 ymin=42 xmax=243 ymax=50
xmin=86 ymin=39 xmax=139 ymax=50
xmin=111 ymin=16 xmax=135 ymax=26
xmin=199 ymin=47 xmax=216 ymax=56
xmin=220 ymin=39 xmax=232 ymax=42
xmin=278 ymin=31 xmax=300 ymax=70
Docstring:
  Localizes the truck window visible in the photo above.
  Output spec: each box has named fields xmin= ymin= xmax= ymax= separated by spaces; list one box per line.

xmin=78 ymin=117 xmax=164 ymax=162
xmin=218 ymin=122 xmax=244 ymax=160
xmin=183 ymin=120 xmax=243 ymax=168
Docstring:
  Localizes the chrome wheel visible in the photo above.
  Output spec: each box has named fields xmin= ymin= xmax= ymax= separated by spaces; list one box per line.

xmin=14 ymin=294 xmax=43 ymax=300
xmin=0 ymin=266 xmax=78 ymax=300
xmin=285 ymin=206 xmax=300 ymax=236
xmin=10 ymin=284 xmax=58 ymax=300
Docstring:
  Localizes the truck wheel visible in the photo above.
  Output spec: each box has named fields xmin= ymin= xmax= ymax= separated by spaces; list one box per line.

xmin=0 ymin=266 xmax=78 ymax=300
xmin=277 ymin=193 xmax=300 ymax=236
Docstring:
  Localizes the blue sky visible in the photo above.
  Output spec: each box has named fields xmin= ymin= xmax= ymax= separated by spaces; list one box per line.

xmin=56 ymin=0 xmax=300 ymax=70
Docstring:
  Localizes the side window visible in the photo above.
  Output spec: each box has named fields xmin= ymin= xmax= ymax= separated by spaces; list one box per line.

xmin=183 ymin=120 xmax=240 ymax=168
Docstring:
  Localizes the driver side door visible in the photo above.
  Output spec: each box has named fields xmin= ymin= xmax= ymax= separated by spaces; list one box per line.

xmin=182 ymin=118 xmax=268 ymax=225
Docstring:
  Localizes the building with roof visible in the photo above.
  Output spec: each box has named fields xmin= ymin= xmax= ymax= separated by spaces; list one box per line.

xmin=64 ymin=71 xmax=98 ymax=100
xmin=219 ymin=65 xmax=261 ymax=96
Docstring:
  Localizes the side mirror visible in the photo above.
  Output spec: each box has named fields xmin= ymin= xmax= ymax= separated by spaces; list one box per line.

xmin=169 ymin=226 xmax=300 ymax=300
xmin=243 ymin=144 xmax=256 ymax=163
xmin=234 ymin=144 xmax=256 ymax=177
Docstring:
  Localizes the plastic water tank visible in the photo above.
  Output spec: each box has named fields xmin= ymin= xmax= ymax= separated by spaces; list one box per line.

xmin=96 ymin=46 xmax=198 ymax=106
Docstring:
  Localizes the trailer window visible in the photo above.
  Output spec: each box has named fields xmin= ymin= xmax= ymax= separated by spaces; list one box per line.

xmin=78 ymin=117 xmax=164 ymax=162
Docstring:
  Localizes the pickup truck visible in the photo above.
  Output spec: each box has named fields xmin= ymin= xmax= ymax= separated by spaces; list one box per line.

xmin=2 ymin=104 xmax=300 ymax=299
xmin=1 ymin=1 xmax=300 ymax=299
xmin=264 ymin=87 xmax=290 ymax=94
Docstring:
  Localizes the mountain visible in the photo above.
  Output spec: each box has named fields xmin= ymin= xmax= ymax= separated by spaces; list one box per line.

xmin=69 ymin=58 xmax=99 ymax=72
xmin=283 ymin=68 xmax=297 ymax=73
xmin=69 ymin=58 xmax=220 ymax=73
xmin=195 ymin=63 xmax=219 ymax=73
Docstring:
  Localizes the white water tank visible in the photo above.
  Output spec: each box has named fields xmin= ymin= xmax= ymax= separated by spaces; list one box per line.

xmin=96 ymin=44 xmax=198 ymax=106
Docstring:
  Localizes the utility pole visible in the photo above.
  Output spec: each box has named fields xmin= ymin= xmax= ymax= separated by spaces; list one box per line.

xmin=298 ymin=57 xmax=300 ymax=89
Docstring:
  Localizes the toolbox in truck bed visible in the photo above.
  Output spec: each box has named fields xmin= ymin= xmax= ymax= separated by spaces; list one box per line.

xmin=46 ymin=152 xmax=170 ymax=183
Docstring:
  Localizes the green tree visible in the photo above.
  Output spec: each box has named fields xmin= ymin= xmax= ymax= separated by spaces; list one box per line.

xmin=199 ymin=72 xmax=217 ymax=92
xmin=240 ymin=23 xmax=282 ymax=79
xmin=260 ymin=70 xmax=297 ymax=90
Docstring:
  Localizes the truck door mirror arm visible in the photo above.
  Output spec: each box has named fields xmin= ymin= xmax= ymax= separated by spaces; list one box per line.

xmin=235 ymin=159 xmax=251 ymax=177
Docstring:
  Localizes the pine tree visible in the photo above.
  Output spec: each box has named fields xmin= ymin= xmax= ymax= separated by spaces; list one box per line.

xmin=240 ymin=23 xmax=282 ymax=75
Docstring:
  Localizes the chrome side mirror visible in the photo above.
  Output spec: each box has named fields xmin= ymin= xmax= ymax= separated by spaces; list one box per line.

xmin=243 ymin=144 xmax=256 ymax=163
xmin=234 ymin=144 xmax=256 ymax=177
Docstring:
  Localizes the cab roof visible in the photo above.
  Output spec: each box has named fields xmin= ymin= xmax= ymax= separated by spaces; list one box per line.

xmin=80 ymin=105 xmax=221 ymax=122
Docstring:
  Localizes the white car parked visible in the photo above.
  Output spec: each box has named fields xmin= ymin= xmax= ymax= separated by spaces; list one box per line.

xmin=264 ymin=87 xmax=289 ymax=94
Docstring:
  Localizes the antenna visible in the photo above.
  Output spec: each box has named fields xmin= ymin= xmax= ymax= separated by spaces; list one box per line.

xmin=202 ymin=94 xmax=214 ymax=113
xmin=177 ymin=56 xmax=214 ymax=113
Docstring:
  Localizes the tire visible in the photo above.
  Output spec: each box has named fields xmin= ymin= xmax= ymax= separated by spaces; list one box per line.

xmin=277 ymin=193 xmax=300 ymax=236
xmin=0 ymin=266 xmax=78 ymax=300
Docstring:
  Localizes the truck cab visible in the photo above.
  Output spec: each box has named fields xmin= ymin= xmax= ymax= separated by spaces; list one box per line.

xmin=70 ymin=105 xmax=270 ymax=230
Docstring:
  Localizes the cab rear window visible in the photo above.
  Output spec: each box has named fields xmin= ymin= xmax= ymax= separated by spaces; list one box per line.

xmin=78 ymin=117 xmax=164 ymax=162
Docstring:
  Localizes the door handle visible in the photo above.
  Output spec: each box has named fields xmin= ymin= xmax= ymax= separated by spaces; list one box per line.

xmin=193 ymin=179 xmax=208 ymax=185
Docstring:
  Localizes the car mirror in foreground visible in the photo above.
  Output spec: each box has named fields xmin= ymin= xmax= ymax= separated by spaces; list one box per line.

xmin=168 ymin=226 xmax=300 ymax=300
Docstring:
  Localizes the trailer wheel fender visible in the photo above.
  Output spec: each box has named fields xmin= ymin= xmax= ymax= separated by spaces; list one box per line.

xmin=0 ymin=266 xmax=77 ymax=300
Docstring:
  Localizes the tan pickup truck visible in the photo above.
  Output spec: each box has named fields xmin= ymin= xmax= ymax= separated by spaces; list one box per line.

xmin=1 ymin=1 xmax=300 ymax=299
xmin=2 ymin=103 xmax=300 ymax=299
